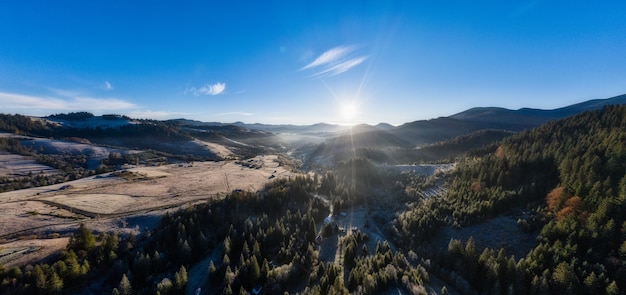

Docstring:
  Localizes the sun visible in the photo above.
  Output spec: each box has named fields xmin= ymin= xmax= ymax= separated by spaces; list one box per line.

xmin=340 ymin=101 xmax=358 ymax=122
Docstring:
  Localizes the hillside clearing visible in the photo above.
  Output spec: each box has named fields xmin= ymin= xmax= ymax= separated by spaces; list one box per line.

xmin=0 ymin=151 xmax=60 ymax=177
xmin=0 ymin=238 xmax=69 ymax=268
xmin=0 ymin=155 xmax=298 ymax=258
xmin=41 ymin=194 xmax=137 ymax=215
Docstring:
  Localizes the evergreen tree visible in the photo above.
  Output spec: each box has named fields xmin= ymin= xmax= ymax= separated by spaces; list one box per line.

xmin=118 ymin=274 xmax=132 ymax=295
xmin=174 ymin=265 xmax=188 ymax=293
xmin=70 ymin=223 xmax=96 ymax=253
xmin=48 ymin=270 xmax=64 ymax=293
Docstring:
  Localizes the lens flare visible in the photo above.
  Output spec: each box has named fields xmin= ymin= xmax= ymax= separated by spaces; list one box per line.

xmin=340 ymin=101 xmax=358 ymax=123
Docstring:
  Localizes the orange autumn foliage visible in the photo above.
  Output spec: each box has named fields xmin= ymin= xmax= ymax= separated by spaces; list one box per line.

xmin=471 ymin=182 xmax=482 ymax=193
xmin=546 ymin=187 xmax=566 ymax=211
xmin=556 ymin=196 xmax=581 ymax=219
xmin=547 ymin=187 xmax=584 ymax=220
xmin=495 ymin=145 xmax=505 ymax=158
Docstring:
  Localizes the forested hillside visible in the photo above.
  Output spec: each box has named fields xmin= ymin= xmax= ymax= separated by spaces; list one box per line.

xmin=398 ymin=105 xmax=626 ymax=294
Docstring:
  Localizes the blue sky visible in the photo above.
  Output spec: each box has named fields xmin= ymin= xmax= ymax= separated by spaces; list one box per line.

xmin=1 ymin=1 xmax=625 ymax=125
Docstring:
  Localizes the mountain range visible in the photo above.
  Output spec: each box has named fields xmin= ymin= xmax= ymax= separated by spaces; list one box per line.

xmin=304 ymin=93 xmax=626 ymax=147
xmin=183 ymin=93 xmax=626 ymax=146
xmin=2 ymin=94 xmax=624 ymax=164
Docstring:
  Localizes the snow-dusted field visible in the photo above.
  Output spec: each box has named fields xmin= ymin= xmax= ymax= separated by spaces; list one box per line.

xmin=41 ymin=194 xmax=137 ymax=215
xmin=0 ymin=151 xmax=60 ymax=177
xmin=0 ymin=238 xmax=70 ymax=269
xmin=0 ymin=201 xmax=81 ymax=237
xmin=0 ymin=155 xmax=298 ymax=267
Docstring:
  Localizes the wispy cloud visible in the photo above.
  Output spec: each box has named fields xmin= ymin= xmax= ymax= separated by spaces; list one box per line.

xmin=301 ymin=46 xmax=356 ymax=70
xmin=0 ymin=91 xmax=135 ymax=113
xmin=312 ymin=56 xmax=368 ymax=77
xmin=186 ymin=82 xmax=226 ymax=96
xmin=104 ymin=81 xmax=113 ymax=90
xmin=300 ymin=45 xmax=368 ymax=78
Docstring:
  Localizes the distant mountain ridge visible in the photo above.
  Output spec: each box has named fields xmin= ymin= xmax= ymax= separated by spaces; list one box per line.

xmin=2 ymin=93 xmax=624 ymax=163
xmin=177 ymin=94 xmax=626 ymax=142
xmin=302 ymin=94 xmax=626 ymax=166
xmin=450 ymin=94 xmax=626 ymax=124
xmin=35 ymin=94 xmax=626 ymax=135
xmin=388 ymin=93 xmax=626 ymax=146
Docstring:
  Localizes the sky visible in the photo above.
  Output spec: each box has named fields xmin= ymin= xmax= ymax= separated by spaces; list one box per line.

xmin=1 ymin=1 xmax=625 ymax=126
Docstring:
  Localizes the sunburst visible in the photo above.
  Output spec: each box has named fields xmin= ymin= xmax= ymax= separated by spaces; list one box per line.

xmin=340 ymin=101 xmax=358 ymax=123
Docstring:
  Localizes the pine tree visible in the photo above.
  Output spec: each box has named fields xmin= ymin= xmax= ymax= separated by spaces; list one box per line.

xmin=48 ymin=270 xmax=64 ymax=293
xmin=260 ymin=259 xmax=269 ymax=283
xmin=118 ymin=274 xmax=132 ymax=295
xmin=249 ymin=256 xmax=261 ymax=285
xmin=174 ymin=265 xmax=188 ymax=293
xmin=70 ymin=223 xmax=95 ymax=253
xmin=208 ymin=260 xmax=218 ymax=281
xmin=33 ymin=265 xmax=47 ymax=290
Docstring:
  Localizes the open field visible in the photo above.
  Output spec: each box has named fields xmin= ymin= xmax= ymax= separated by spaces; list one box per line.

xmin=41 ymin=194 xmax=137 ymax=215
xmin=0 ymin=238 xmax=69 ymax=268
xmin=0 ymin=151 xmax=60 ymax=177
xmin=0 ymin=154 xmax=297 ymax=267
xmin=194 ymin=139 xmax=234 ymax=159
xmin=0 ymin=201 xmax=82 ymax=237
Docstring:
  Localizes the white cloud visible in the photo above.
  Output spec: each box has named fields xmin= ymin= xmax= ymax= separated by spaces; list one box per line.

xmin=301 ymin=45 xmax=355 ymax=70
xmin=186 ymin=82 xmax=226 ymax=96
xmin=300 ymin=45 xmax=368 ymax=77
xmin=104 ymin=81 xmax=113 ymax=90
xmin=0 ymin=91 xmax=135 ymax=113
xmin=311 ymin=56 xmax=368 ymax=78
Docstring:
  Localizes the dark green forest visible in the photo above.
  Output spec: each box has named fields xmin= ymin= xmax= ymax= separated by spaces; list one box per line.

xmin=398 ymin=105 xmax=626 ymax=294
xmin=0 ymin=176 xmax=427 ymax=294
xmin=0 ymin=106 xmax=625 ymax=294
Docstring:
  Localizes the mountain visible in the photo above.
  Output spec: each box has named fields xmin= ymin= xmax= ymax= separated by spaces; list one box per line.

xmin=46 ymin=113 xmax=135 ymax=129
xmin=390 ymin=117 xmax=505 ymax=146
xmin=2 ymin=94 xmax=625 ymax=163
xmin=174 ymin=94 xmax=626 ymax=148
xmin=374 ymin=122 xmax=395 ymax=131
xmin=301 ymin=94 xmax=626 ymax=166
xmin=391 ymin=93 xmax=626 ymax=146
xmin=170 ymin=119 xmax=349 ymax=134
xmin=450 ymin=93 xmax=626 ymax=125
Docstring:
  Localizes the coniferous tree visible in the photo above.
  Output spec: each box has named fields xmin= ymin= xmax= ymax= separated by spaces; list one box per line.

xmin=117 ymin=274 xmax=132 ymax=295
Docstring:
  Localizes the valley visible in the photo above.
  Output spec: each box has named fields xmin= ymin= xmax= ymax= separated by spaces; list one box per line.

xmin=0 ymin=98 xmax=625 ymax=294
